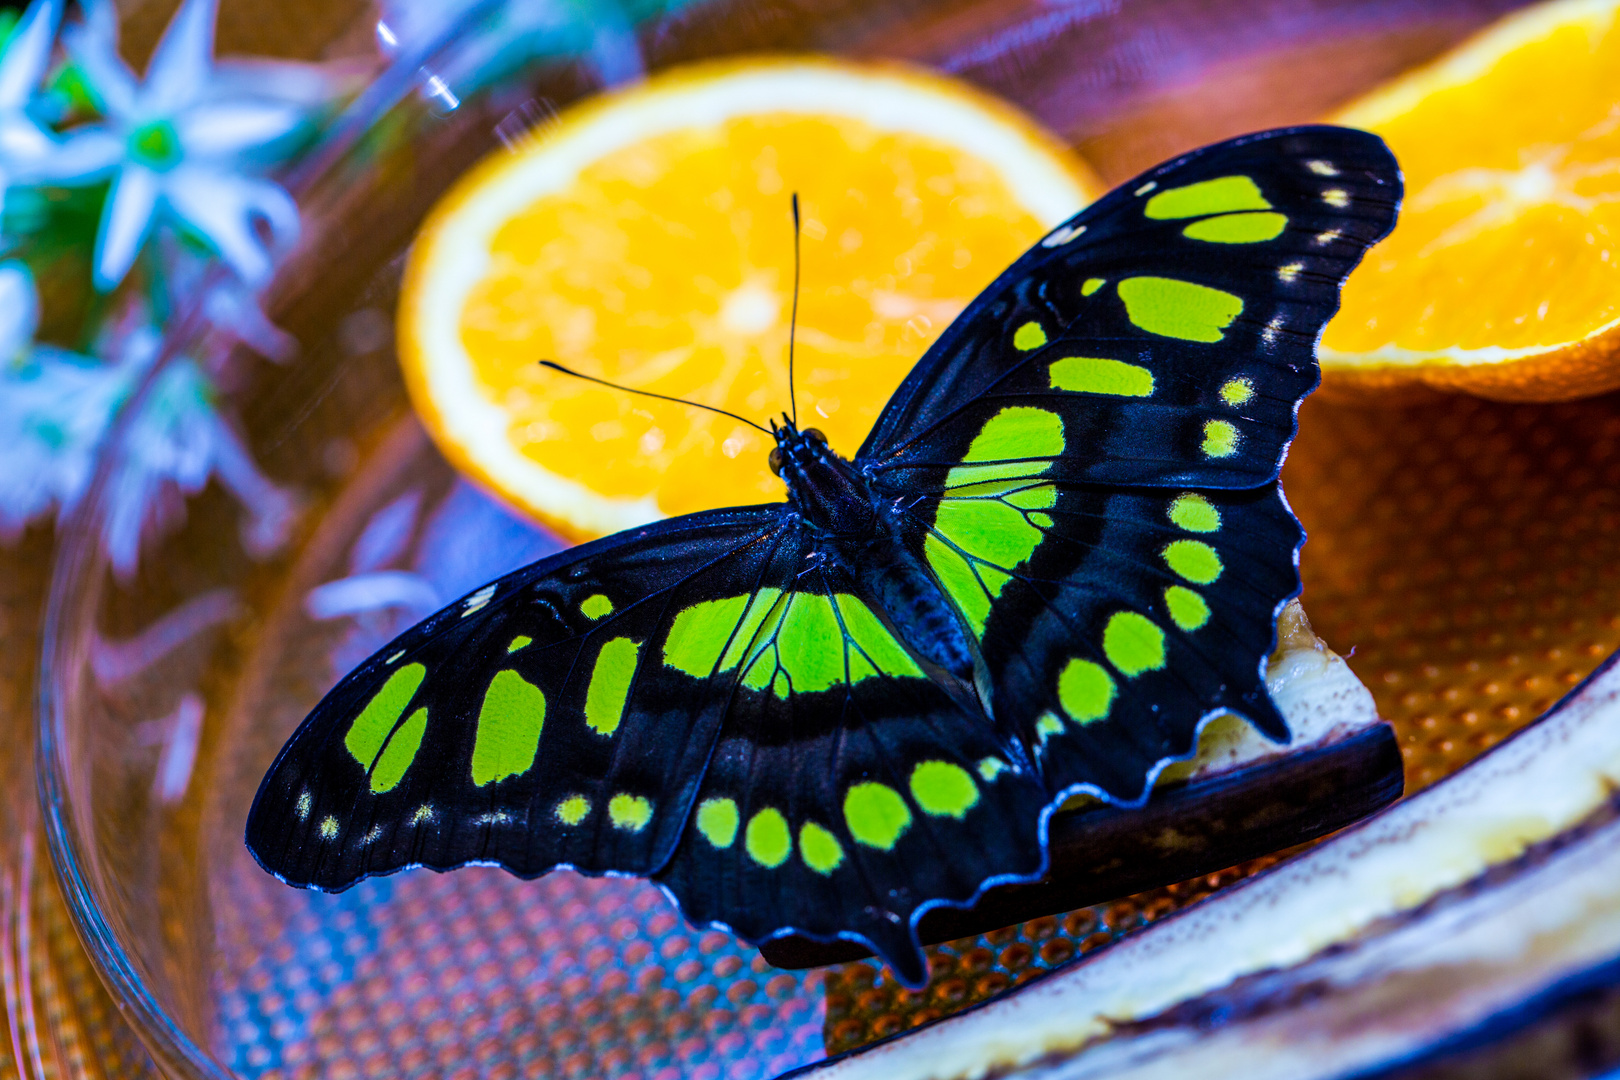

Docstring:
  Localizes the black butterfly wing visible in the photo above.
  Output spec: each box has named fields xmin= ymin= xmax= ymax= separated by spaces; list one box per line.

xmin=858 ymin=126 xmax=1400 ymax=803
xmin=902 ymin=478 xmax=1303 ymax=802
xmin=650 ymin=554 xmax=1049 ymax=987
xmin=246 ymin=502 xmax=1051 ymax=985
xmin=859 ymin=126 xmax=1401 ymax=492
xmin=246 ymin=505 xmax=798 ymax=890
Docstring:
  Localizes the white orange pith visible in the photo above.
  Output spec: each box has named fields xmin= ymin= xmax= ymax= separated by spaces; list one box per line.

xmin=1321 ymin=0 xmax=1620 ymax=401
xmin=399 ymin=58 xmax=1102 ymax=539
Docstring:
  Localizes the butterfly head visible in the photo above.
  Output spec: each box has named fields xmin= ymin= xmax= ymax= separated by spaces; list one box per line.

xmin=768 ymin=417 xmax=874 ymax=535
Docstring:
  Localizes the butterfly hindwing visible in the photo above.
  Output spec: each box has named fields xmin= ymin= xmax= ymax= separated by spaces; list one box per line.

xmin=861 ymin=126 xmax=1401 ymax=492
xmin=247 ymin=506 xmax=797 ymax=889
xmin=905 ymin=477 xmax=1302 ymax=801
xmin=651 ymin=563 xmax=1048 ymax=987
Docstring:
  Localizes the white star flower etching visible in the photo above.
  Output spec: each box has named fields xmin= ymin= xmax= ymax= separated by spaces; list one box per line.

xmin=0 ymin=0 xmax=120 ymax=218
xmin=66 ymin=0 xmax=330 ymax=290
xmin=0 ymin=261 xmax=127 ymax=539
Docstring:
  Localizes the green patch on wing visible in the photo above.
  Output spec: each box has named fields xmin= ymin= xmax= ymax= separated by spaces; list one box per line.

xmin=345 ymin=663 xmax=429 ymax=793
xmin=665 ymin=589 xmax=923 ymax=699
xmin=470 ymin=669 xmax=546 ymax=786
xmin=926 ymin=408 xmax=1066 ymax=637
xmin=1144 ymin=175 xmax=1270 ymax=219
xmin=585 ymin=637 xmax=639 ymax=735
xmin=1117 ymin=277 xmax=1244 ymax=343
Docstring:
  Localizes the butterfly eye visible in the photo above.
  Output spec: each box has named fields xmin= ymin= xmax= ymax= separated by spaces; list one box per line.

xmin=804 ymin=428 xmax=828 ymax=444
xmin=768 ymin=447 xmax=785 ymax=475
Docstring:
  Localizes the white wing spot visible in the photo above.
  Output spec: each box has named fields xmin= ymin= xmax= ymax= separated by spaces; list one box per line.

xmin=1134 ymin=180 xmax=1157 ymax=196
xmin=318 ymin=816 xmax=339 ymax=840
xmin=1262 ymin=315 xmax=1285 ymax=345
xmin=1307 ymin=160 xmax=1339 ymax=176
xmin=295 ymin=791 xmax=312 ymax=820
xmin=411 ymin=804 xmax=436 ymax=825
xmin=476 ymin=811 xmax=516 ymax=826
xmin=1314 ymin=229 xmax=1342 ymax=246
xmin=462 ymin=584 xmax=497 ymax=618
xmin=1278 ymin=262 xmax=1303 ymax=283
xmin=1322 ymin=188 xmax=1350 ymax=208
xmin=361 ymin=824 xmax=385 ymax=845
xmin=386 ymin=650 xmax=405 ymax=665
xmin=1040 ymin=223 xmax=1086 ymax=248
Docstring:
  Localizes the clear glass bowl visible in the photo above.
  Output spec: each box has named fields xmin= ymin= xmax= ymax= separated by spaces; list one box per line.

xmin=34 ymin=2 xmax=1549 ymax=1077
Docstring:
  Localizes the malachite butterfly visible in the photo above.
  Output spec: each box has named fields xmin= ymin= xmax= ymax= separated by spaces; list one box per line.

xmin=247 ymin=126 xmax=1401 ymax=988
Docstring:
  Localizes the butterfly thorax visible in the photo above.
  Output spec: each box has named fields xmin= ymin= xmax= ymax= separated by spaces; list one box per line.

xmin=771 ymin=419 xmax=978 ymax=681
xmin=769 ymin=419 xmax=876 ymax=537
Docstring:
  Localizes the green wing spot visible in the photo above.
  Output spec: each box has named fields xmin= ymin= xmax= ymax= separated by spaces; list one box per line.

xmin=368 ymin=707 xmax=428 ymax=793
xmin=470 ymin=670 xmax=546 ymax=786
xmin=844 ymin=782 xmax=912 ymax=850
xmin=1117 ymin=277 xmax=1244 ymax=343
xmin=1165 ymin=586 xmax=1211 ymax=631
xmin=1169 ymin=493 xmax=1221 ymax=533
xmin=1035 ymin=712 xmax=1064 ymax=743
xmin=1058 ymin=658 xmax=1115 ymax=722
xmin=1220 ymin=377 xmax=1255 ymax=406
xmin=925 ymin=535 xmax=993 ymax=638
xmin=506 ymin=635 xmax=533 ymax=653
xmin=345 ymin=663 xmax=427 ymax=775
xmin=581 ymin=594 xmax=613 ymax=620
xmin=664 ymin=589 xmax=783 ymax=677
xmin=835 ymin=594 xmax=924 ymax=679
xmin=1144 ymin=175 xmax=1270 ymax=219
xmin=910 ymin=761 xmax=979 ymax=818
xmin=1104 ymin=612 xmax=1168 ymax=677
xmin=745 ymin=808 xmax=791 ymax=868
xmin=1182 ymin=211 xmax=1287 ymax=244
xmin=799 ymin=821 xmax=845 ymax=874
xmin=1013 ymin=321 xmax=1047 ymax=351
xmin=771 ymin=671 xmax=791 ymax=698
xmin=978 ymin=757 xmax=1008 ymax=781
xmin=946 ymin=406 xmax=1065 ymax=487
xmin=555 ymin=795 xmax=591 ymax=825
xmin=1081 ymin=277 xmax=1105 ymax=296
xmin=696 ymin=797 xmax=739 ymax=848
xmin=1049 ymin=356 xmax=1154 ymax=397
xmin=1164 ymin=539 xmax=1223 ymax=584
xmin=585 ymin=637 xmax=640 ymax=735
xmin=1203 ymin=419 xmax=1240 ymax=458
xmin=608 ymin=793 xmax=652 ymax=832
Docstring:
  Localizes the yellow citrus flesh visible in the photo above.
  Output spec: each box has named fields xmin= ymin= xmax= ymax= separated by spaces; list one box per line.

xmin=1321 ymin=0 xmax=1620 ymax=401
xmin=400 ymin=58 xmax=1101 ymax=539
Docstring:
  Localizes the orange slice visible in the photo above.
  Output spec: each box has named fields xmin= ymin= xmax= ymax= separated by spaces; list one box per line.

xmin=399 ymin=57 xmax=1102 ymax=540
xmin=1319 ymin=0 xmax=1620 ymax=401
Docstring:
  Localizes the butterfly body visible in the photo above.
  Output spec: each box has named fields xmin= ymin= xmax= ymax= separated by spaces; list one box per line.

xmin=249 ymin=126 xmax=1402 ymax=988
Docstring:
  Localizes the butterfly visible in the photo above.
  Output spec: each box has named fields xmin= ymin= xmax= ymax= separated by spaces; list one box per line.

xmin=246 ymin=125 xmax=1400 ymax=988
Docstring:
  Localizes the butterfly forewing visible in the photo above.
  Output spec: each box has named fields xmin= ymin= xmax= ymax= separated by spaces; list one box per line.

xmin=247 ymin=507 xmax=796 ymax=889
xmin=861 ymin=126 xmax=1401 ymax=492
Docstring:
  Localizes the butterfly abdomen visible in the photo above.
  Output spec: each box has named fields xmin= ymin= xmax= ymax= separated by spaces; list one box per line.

xmin=851 ymin=533 xmax=977 ymax=680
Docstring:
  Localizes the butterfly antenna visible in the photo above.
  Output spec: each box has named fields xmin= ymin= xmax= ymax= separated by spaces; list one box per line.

xmin=788 ymin=192 xmax=801 ymax=427
xmin=539 ymin=361 xmax=771 ymax=434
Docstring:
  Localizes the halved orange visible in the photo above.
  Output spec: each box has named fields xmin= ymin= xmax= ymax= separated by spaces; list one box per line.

xmin=1320 ymin=0 xmax=1620 ymax=401
xmin=398 ymin=57 xmax=1102 ymax=540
